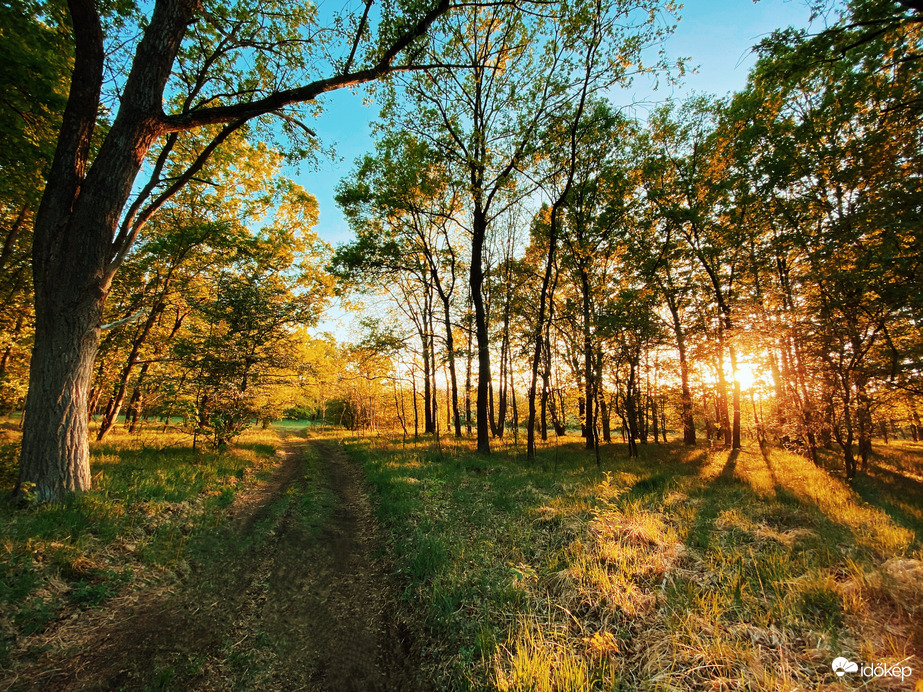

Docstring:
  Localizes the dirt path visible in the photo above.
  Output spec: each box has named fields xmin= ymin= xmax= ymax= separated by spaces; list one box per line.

xmin=9 ymin=436 xmax=419 ymax=691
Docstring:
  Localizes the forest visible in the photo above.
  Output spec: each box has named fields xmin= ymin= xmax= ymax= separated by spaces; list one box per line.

xmin=1 ymin=0 xmax=921 ymax=689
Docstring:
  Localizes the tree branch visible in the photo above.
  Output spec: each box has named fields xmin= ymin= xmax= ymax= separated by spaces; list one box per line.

xmin=105 ymin=119 xmax=247 ymax=280
xmin=160 ymin=0 xmax=452 ymax=133
xmin=344 ymin=0 xmax=374 ymax=75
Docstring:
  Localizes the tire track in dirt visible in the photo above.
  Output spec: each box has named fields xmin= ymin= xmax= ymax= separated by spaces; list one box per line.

xmin=7 ymin=434 xmax=420 ymax=691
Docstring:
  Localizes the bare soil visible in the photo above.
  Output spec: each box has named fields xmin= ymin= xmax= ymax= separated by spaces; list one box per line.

xmin=5 ymin=436 xmax=421 ymax=691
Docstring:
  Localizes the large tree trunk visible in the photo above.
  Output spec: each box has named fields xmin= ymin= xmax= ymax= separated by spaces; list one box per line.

xmin=17 ymin=292 xmax=103 ymax=500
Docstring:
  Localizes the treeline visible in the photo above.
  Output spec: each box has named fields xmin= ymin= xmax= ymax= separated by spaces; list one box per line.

xmin=333 ymin=0 xmax=923 ymax=478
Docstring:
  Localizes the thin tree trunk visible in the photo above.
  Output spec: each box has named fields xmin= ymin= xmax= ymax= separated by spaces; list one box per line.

xmin=510 ymin=344 xmax=518 ymax=445
xmin=411 ymin=367 xmax=419 ymax=439
xmin=716 ymin=322 xmax=732 ymax=446
xmin=442 ymin=301 xmax=461 ymax=438
xmin=393 ymin=378 xmax=408 ymax=440
xmin=465 ymin=311 xmax=473 ymax=435
xmin=582 ymin=267 xmax=595 ymax=451
xmin=730 ymin=344 xmax=741 ymax=449
xmin=665 ymin=294 xmax=695 ymax=445
xmin=0 ymin=205 xmax=29 ymax=274
xmin=527 ymin=215 xmax=559 ymax=457
xmin=471 ymin=207 xmax=491 ymax=454
xmin=126 ymin=361 xmax=151 ymax=433
xmin=97 ymin=292 xmax=167 ymax=440
xmin=421 ymin=326 xmax=433 ymax=434
xmin=0 ymin=313 xmax=26 ymax=379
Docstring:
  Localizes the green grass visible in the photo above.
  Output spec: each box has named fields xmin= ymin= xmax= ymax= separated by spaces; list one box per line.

xmin=342 ymin=433 xmax=923 ymax=691
xmin=0 ymin=422 xmax=288 ymax=668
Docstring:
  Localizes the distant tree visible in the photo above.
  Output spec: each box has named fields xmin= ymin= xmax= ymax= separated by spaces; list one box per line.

xmin=334 ymin=133 xmax=465 ymax=437
xmin=641 ymin=98 xmax=750 ymax=449
xmin=92 ymin=133 xmax=303 ymax=439
xmin=175 ymin=258 xmax=327 ymax=447
xmin=739 ymin=9 xmax=923 ymax=476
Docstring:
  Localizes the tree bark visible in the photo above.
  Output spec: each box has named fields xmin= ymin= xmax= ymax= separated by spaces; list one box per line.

xmin=464 ymin=305 xmax=473 ymax=435
xmin=715 ymin=321 xmax=732 ymax=446
xmin=441 ymin=299 xmax=461 ymax=437
xmin=581 ymin=266 xmax=595 ymax=451
xmin=665 ymin=292 xmax=695 ymax=445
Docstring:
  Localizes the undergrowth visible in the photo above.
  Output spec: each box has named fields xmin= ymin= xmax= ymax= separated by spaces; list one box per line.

xmin=344 ymin=432 xmax=923 ymax=691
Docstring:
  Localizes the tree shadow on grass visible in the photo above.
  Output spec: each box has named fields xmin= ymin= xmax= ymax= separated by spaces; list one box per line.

xmin=759 ymin=445 xmax=917 ymax=558
xmin=682 ymin=448 xmax=745 ymax=551
xmin=851 ymin=464 xmax=923 ymax=547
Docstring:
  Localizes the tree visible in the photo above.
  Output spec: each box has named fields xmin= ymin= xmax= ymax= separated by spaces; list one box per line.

xmin=174 ymin=232 xmax=329 ymax=446
xmin=0 ymin=0 xmax=72 ymax=414
xmin=390 ymin=0 xmax=675 ymax=453
xmin=334 ymin=132 xmax=465 ymax=437
xmin=642 ymin=98 xmax=749 ymax=449
xmin=738 ymin=7 xmax=923 ymax=476
xmin=93 ymin=131 xmax=299 ymax=440
xmin=16 ymin=0 xmax=458 ymax=500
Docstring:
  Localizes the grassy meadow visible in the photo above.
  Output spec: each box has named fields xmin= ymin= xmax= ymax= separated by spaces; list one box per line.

xmin=344 ymin=432 xmax=923 ymax=691
xmin=1 ymin=416 xmax=921 ymax=690
xmin=0 ymin=419 xmax=289 ymax=669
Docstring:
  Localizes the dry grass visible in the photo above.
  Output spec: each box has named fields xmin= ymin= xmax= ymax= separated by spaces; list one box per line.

xmin=351 ymin=434 xmax=923 ymax=690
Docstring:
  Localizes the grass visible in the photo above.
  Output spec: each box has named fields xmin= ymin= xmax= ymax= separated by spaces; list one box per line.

xmin=0 ymin=420 xmax=288 ymax=669
xmin=342 ymin=432 xmax=923 ymax=691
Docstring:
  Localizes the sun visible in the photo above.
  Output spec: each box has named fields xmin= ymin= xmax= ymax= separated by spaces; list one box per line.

xmin=734 ymin=363 xmax=757 ymax=390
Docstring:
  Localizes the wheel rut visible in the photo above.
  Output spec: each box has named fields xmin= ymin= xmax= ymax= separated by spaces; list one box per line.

xmin=10 ymin=435 xmax=419 ymax=691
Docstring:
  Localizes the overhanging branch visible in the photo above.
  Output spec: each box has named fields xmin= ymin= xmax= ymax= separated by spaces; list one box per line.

xmin=159 ymin=0 xmax=452 ymax=133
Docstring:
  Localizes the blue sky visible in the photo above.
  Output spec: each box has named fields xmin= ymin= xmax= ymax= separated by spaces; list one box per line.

xmin=292 ymin=0 xmax=818 ymax=251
